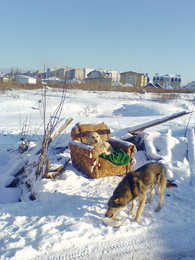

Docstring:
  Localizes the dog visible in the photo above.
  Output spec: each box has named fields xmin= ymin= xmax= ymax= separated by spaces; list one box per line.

xmin=86 ymin=131 xmax=114 ymax=155
xmin=105 ymin=162 xmax=177 ymax=222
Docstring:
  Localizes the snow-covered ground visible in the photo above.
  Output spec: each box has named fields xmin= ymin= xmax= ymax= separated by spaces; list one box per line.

xmin=0 ymin=88 xmax=194 ymax=260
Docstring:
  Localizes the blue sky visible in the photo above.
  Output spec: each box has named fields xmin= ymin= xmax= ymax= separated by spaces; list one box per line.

xmin=0 ymin=0 xmax=195 ymax=85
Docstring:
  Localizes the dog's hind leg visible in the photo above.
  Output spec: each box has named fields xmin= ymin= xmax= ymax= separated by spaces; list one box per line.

xmin=146 ymin=189 xmax=155 ymax=203
xmin=155 ymin=184 xmax=166 ymax=212
xmin=128 ymin=199 xmax=136 ymax=215
xmin=134 ymin=194 xmax=146 ymax=222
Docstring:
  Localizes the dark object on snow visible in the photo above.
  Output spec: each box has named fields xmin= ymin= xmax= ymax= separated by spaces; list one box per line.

xmin=19 ymin=138 xmax=29 ymax=153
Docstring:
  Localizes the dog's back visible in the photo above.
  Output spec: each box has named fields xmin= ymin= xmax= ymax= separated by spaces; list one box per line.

xmin=135 ymin=162 xmax=167 ymax=186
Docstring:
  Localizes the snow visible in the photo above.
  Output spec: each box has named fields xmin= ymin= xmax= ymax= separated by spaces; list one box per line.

xmin=0 ymin=88 xmax=195 ymax=260
xmin=186 ymin=129 xmax=195 ymax=185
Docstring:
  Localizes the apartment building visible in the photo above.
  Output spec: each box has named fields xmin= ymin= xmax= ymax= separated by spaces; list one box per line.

xmin=153 ymin=74 xmax=181 ymax=89
xmin=120 ymin=71 xmax=148 ymax=87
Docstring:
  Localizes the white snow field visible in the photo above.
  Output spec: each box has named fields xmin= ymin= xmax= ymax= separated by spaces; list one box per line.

xmin=0 ymin=88 xmax=194 ymax=260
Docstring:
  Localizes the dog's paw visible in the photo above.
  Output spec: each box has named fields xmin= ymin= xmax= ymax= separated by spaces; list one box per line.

xmin=134 ymin=215 xmax=141 ymax=222
xmin=133 ymin=217 xmax=139 ymax=222
xmin=128 ymin=209 xmax=135 ymax=215
xmin=155 ymin=206 xmax=162 ymax=212
xmin=146 ymin=199 xmax=151 ymax=204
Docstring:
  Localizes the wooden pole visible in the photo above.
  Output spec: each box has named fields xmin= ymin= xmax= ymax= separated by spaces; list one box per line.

xmin=128 ymin=111 xmax=192 ymax=134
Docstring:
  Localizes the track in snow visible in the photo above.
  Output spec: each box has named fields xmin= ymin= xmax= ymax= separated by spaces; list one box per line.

xmin=34 ymin=224 xmax=195 ymax=260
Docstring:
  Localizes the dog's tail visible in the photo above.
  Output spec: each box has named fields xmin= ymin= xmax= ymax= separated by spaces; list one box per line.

xmin=166 ymin=180 xmax=177 ymax=188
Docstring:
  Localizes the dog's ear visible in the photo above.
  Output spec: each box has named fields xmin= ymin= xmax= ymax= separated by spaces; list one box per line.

xmin=114 ymin=198 xmax=120 ymax=204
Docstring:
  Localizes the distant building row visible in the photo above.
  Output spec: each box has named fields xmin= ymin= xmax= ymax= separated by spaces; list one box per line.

xmin=25 ymin=68 xmax=149 ymax=87
xmin=0 ymin=67 xmax=194 ymax=90
xmin=23 ymin=68 xmax=184 ymax=89
xmin=14 ymin=68 xmax=150 ymax=87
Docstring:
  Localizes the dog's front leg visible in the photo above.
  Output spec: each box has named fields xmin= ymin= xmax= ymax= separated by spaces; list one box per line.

xmin=134 ymin=194 xmax=146 ymax=222
xmin=128 ymin=199 xmax=136 ymax=215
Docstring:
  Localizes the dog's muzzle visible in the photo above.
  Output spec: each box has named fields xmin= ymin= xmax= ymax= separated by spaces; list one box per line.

xmin=105 ymin=208 xmax=114 ymax=218
xmin=105 ymin=204 xmax=123 ymax=218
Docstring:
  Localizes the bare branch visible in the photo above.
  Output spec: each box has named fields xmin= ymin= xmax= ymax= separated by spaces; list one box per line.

xmin=35 ymin=83 xmax=72 ymax=180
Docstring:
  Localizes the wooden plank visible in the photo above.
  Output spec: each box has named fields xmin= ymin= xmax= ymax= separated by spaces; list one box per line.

xmin=44 ymin=158 xmax=70 ymax=179
xmin=128 ymin=111 xmax=192 ymax=134
xmin=50 ymin=118 xmax=73 ymax=143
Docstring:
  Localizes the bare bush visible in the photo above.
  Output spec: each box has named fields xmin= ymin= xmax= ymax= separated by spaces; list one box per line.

xmin=0 ymin=82 xmax=193 ymax=94
xmin=154 ymin=93 xmax=179 ymax=102
xmin=35 ymin=85 xmax=68 ymax=180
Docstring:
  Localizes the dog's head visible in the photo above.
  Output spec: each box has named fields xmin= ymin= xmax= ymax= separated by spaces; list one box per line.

xmin=105 ymin=197 xmax=125 ymax=218
xmin=86 ymin=131 xmax=101 ymax=145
